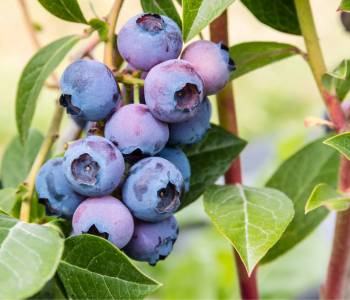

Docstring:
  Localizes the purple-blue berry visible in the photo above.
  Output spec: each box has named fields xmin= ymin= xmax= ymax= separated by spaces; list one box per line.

xmin=181 ymin=41 xmax=235 ymax=95
xmin=169 ymin=97 xmax=211 ymax=145
xmin=117 ymin=13 xmax=182 ymax=71
xmin=122 ymin=157 xmax=183 ymax=222
xmin=158 ymin=147 xmax=191 ymax=192
xmin=60 ymin=59 xmax=120 ymax=121
xmin=35 ymin=158 xmax=84 ymax=218
xmin=105 ymin=104 xmax=169 ymax=155
xmin=72 ymin=196 xmax=134 ymax=248
xmin=63 ymin=136 xmax=125 ymax=197
xmin=123 ymin=216 xmax=179 ymax=265
xmin=145 ymin=59 xmax=204 ymax=123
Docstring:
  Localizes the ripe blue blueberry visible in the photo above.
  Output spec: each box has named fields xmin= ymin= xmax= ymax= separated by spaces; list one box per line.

xmin=105 ymin=104 xmax=169 ymax=156
xmin=169 ymin=97 xmax=211 ymax=145
xmin=117 ymin=13 xmax=182 ymax=71
xmin=122 ymin=157 xmax=183 ymax=222
xmin=60 ymin=59 xmax=120 ymax=121
xmin=63 ymin=135 xmax=125 ymax=197
xmin=181 ymin=40 xmax=236 ymax=95
xmin=72 ymin=196 xmax=134 ymax=248
xmin=123 ymin=216 xmax=179 ymax=265
xmin=145 ymin=59 xmax=204 ymax=123
xmin=158 ymin=147 xmax=191 ymax=192
xmin=35 ymin=158 xmax=84 ymax=218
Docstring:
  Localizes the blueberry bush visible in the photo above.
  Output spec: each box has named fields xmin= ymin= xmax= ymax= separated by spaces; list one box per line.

xmin=2 ymin=0 xmax=350 ymax=299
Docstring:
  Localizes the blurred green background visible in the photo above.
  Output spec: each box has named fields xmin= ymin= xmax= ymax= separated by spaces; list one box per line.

xmin=1 ymin=1 xmax=348 ymax=299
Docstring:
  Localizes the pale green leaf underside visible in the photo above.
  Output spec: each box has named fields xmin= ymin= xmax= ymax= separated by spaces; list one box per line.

xmin=204 ymin=184 xmax=294 ymax=274
xmin=58 ymin=235 xmax=160 ymax=299
xmin=182 ymin=0 xmax=235 ymax=42
xmin=0 ymin=215 xmax=64 ymax=299
xmin=229 ymin=41 xmax=300 ymax=80
xmin=16 ymin=35 xmax=80 ymax=142
xmin=324 ymin=132 xmax=350 ymax=159
xmin=305 ymin=183 xmax=350 ymax=213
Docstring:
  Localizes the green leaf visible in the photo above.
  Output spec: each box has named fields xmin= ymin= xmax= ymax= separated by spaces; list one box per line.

xmin=38 ymin=0 xmax=87 ymax=23
xmin=141 ymin=0 xmax=182 ymax=28
xmin=181 ymin=124 xmax=246 ymax=209
xmin=340 ymin=0 xmax=350 ymax=12
xmin=58 ymin=235 xmax=160 ymax=299
xmin=262 ymin=137 xmax=339 ymax=263
xmin=1 ymin=130 xmax=43 ymax=188
xmin=322 ymin=60 xmax=350 ymax=101
xmin=204 ymin=184 xmax=294 ymax=274
xmin=324 ymin=132 xmax=350 ymax=159
xmin=241 ymin=0 xmax=301 ymax=35
xmin=16 ymin=35 xmax=80 ymax=142
xmin=0 ymin=188 xmax=19 ymax=217
xmin=88 ymin=19 xmax=109 ymax=42
xmin=305 ymin=183 xmax=350 ymax=213
xmin=230 ymin=42 xmax=300 ymax=80
xmin=0 ymin=215 xmax=64 ymax=299
xmin=182 ymin=0 xmax=235 ymax=42
xmin=29 ymin=275 xmax=67 ymax=300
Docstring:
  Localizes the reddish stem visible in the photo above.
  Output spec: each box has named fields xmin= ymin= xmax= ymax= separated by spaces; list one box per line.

xmin=210 ymin=11 xmax=259 ymax=300
xmin=321 ymin=157 xmax=350 ymax=299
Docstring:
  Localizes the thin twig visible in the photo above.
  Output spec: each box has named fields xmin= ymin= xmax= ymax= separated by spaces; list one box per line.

xmin=103 ymin=0 xmax=124 ymax=69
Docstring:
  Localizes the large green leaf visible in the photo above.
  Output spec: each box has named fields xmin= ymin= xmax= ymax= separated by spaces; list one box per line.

xmin=1 ymin=130 xmax=43 ymax=188
xmin=38 ymin=0 xmax=87 ymax=23
xmin=230 ymin=42 xmax=301 ymax=80
xmin=0 ymin=188 xmax=19 ymax=217
xmin=204 ymin=184 xmax=294 ymax=274
xmin=340 ymin=0 xmax=350 ymax=11
xmin=16 ymin=35 xmax=80 ymax=142
xmin=322 ymin=60 xmax=350 ymax=101
xmin=262 ymin=137 xmax=339 ymax=263
xmin=181 ymin=124 xmax=246 ymax=209
xmin=182 ymin=0 xmax=235 ymax=42
xmin=305 ymin=183 xmax=350 ymax=213
xmin=241 ymin=0 xmax=301 ymax=35
xmin=141 ymin=0 xmax=182 ymax=28
xmin=324 ymin=132 xmax=350 ymax=159
xmin=58 ymin=235 xmax=160 ymax=299
xmin=0 ymin=215 xmax=64 ymax=299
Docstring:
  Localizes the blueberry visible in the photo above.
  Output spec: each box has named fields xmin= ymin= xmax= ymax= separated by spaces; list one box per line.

xmin=105 ymin=104 xmax=169 ymax=156
xmin=145 ymin=59 xmax=204 ymax=123
xmin=63 ymin=135 xmax=125 ymax=197
xmin=169 ymin=97 xmax=211 ymax=145
xmin=35 ymin=158 xmax=84 ymax=218
xmin=181 ymin=41 xmax=235 ymax=95
xmin=117 ymin=13 xmax=182 ymax=71
xmin=60 ymin=59 xmax=120 ymax=121
xmin=158 ymin=147 xmax=191 ymax=192
xmin=341 ymin=12 xmax=350 ymax=32
xmin=123 ymin=216 xmax=178 ymax=265
xmin=122 ymin=157 xmax=183 ymax=222
xmin=72 ymin=196 xmax=134 ymax=248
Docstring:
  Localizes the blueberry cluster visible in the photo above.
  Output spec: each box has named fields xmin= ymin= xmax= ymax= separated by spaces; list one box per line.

xmin=35 ymin=13 xmax=235 ymax=265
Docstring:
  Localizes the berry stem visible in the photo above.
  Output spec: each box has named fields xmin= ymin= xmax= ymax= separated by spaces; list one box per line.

xmin=115 ymin=72 xmax=144 ymax=86
xmin=210 ymin=11 xmax=259 ymax=300
xmin=20 ymin=104 xmax=64 ymax=222
xmin=294 ymin=0 xmax=350 ymax=298
xmin=103 ymin=0 xmax=124 ymax=69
